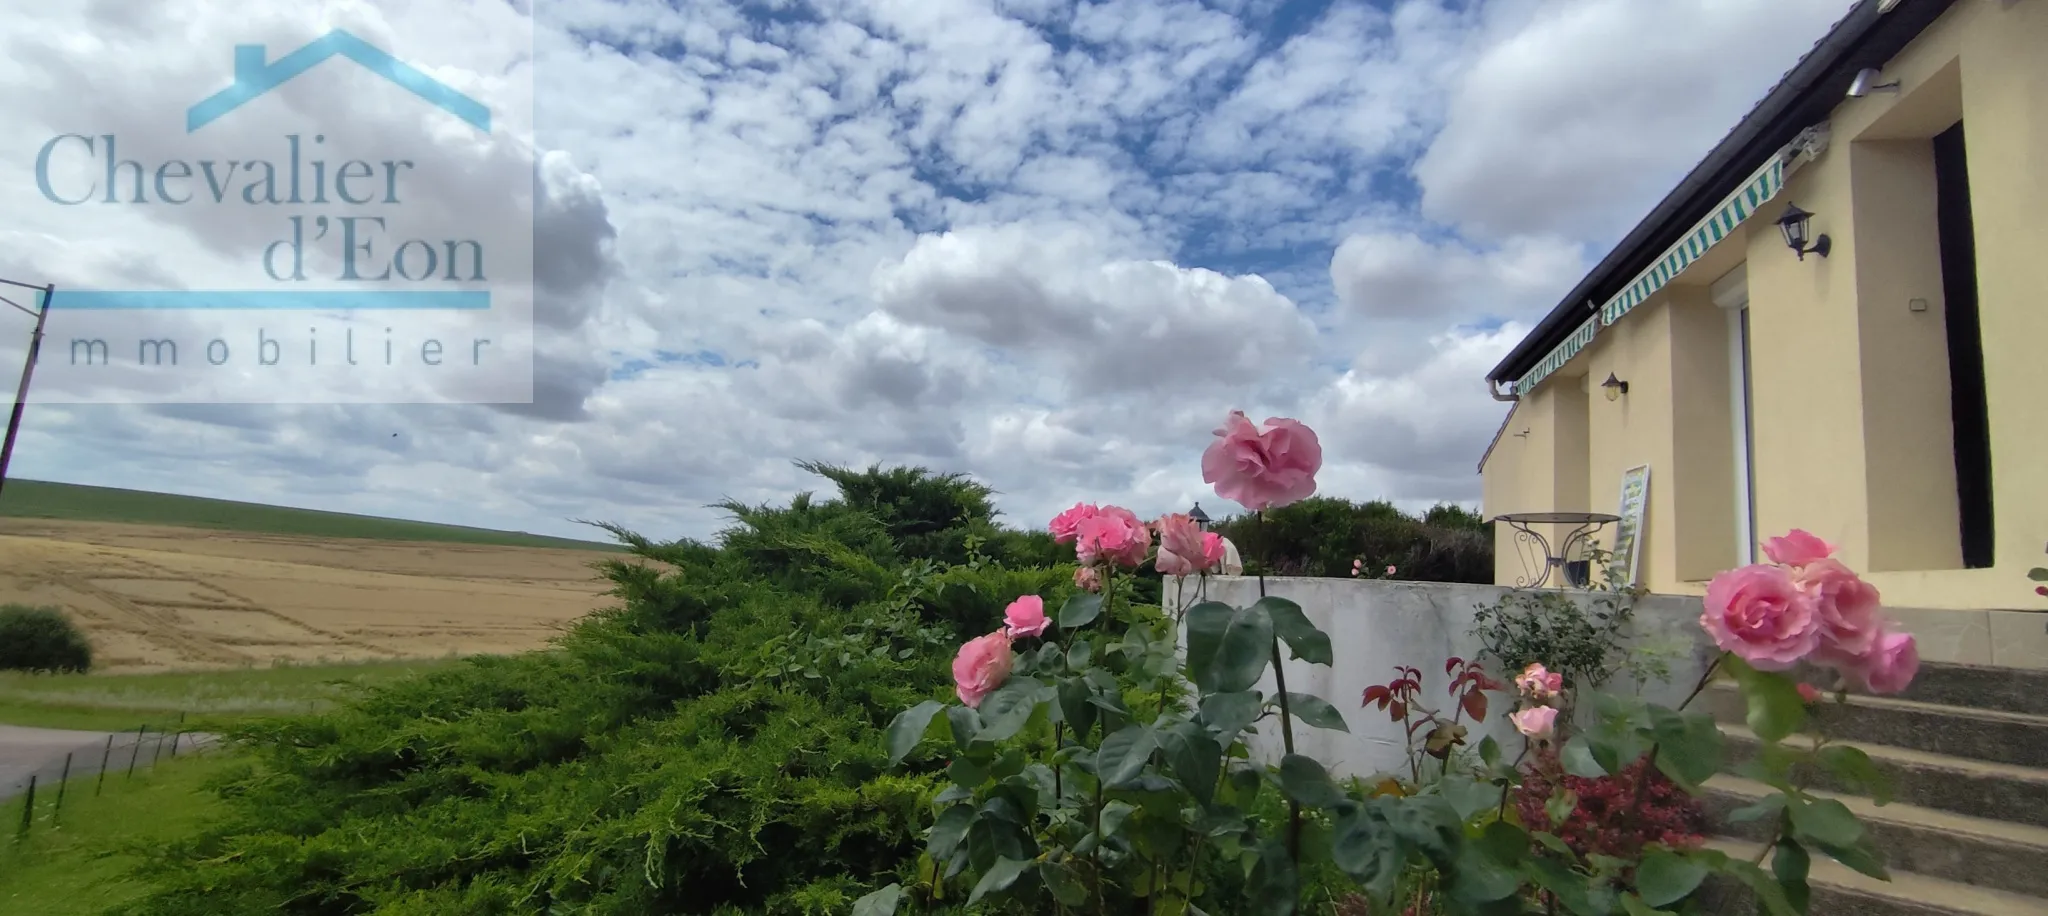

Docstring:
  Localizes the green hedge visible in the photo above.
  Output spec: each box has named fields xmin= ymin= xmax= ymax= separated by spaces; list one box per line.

xmin=1209 ymin=496 xmax=1493 ymax=583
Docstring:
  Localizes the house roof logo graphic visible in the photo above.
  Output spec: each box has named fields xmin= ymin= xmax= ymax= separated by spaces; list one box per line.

xmin=186 ymin=29 xmax=490 ymax=133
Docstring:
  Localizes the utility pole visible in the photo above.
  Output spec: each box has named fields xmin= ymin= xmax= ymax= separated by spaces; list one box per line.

xmin=0 ymin=279 xmax=55 ymax=501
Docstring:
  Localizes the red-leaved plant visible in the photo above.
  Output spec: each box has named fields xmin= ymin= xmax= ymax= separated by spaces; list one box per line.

xmin=1361 ymin=657 xmax=1503 ymax=784
xmin=1515 ymin=745 xmax=1709 ymax=865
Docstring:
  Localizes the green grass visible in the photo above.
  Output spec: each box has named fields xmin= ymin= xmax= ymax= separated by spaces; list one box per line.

xmin=0 ymin=479 xmax=623 ymax=551
xmin=0 ymin=658 xmax=465 ymax=731
xmin=0 ymin=751 xmax=239 ymax=916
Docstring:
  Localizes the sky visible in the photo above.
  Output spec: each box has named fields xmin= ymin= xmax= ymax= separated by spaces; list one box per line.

xmin=0 ymin=0 xmax=1856 ymax=544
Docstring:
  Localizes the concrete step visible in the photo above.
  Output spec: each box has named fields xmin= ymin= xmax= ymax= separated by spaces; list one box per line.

xmin=1702 ymin=774 xmax=2048 ymax=899
xmin=1718 ymin=724 xmax=2048 ymax=830
xmin=1785 ymin=660 xmax=2048 ymax=718
xmin=1694 ymin=837 xmax=2048 ymax=916
xmin=1702 ymin=682 xmax=2048 ymax=768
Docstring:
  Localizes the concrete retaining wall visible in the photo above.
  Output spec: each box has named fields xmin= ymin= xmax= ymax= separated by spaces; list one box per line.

xmin=1163 ymin=576 xmax=1717 ymax=780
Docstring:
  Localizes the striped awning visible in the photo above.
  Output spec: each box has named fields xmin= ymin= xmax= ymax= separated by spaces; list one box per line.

xmin=1509 ymin=147 xmax=1795 ymax=398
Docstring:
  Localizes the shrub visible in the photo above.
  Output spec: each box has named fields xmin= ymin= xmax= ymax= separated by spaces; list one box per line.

xmin=0 ymin=603 xmax=93 ymax=673
xmin=1210 ymin=497 xmax=1493 ymax=583
xmin=1515 ymin=745 xmax=1710 ymax=864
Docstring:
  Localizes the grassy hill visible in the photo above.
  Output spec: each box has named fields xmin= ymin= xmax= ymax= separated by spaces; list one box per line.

xmin=0 ymin=480 xmax=622 ymax=551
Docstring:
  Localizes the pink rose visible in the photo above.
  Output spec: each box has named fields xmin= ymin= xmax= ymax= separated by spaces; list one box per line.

xmin=1795 ymin=558 xmax=1883 ymax=661
xmin=1701 ymin=563 xmax=1823 ymax=671
xmin=1510 ymin=706 xmax=1558 ymax=739
xmin=1200 ymin=532 xmax=1227 ymax=571
xmin=952 ymin=630 xmax=1014 ymax=708
xmin=1003 ymin=595 xmax=1050 ymax=639
xmin=1074 ymin=566 xmax=1102 ymax=592
xmin=1076 ymin=505 xmax=1150 ymax=568
xmin=1515 ymin=663 xmax=1563 ymax=701
xmin=1200 ymin=410 xmax=1323 ymax=511
xmin=1049 ymin=503 xmax=1101 ymax=544
xmin=1796 ymin=683 xmax=1822 ymax=705
xmin=1843 ymin=628 xmax=1919 ymax=695
xmin=1762 ymin=529 xmax=1835 ymax=568
xmin=1385 ymin=565 xmax=1397 ymax=578
xmin=1154 ymin=513 xmax=1205 ymax=577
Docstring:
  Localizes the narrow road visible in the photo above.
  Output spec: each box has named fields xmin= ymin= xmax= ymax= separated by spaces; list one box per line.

xmin=0 ymin=725 xmax=220 ymax=802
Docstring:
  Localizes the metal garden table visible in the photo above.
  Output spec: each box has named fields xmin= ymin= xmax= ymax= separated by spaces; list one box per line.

xmin=1489 ymin=511 xmax=1621 ymax=588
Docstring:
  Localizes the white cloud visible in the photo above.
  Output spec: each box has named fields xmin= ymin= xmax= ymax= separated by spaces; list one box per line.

xmin=0 ymin=0 xmax=1858 ymax=543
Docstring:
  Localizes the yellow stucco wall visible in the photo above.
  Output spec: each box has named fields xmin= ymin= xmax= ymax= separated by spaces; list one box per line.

xmin=1482 ymin=0 xmax=2048 ymax=618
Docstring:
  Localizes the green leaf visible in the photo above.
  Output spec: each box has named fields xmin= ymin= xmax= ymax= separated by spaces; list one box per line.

xmin=1042 ymin=859 xmax=1088 ymax=906
xmin=1448 ymin=827 xmax=1523 ymax=904
xmin=1787 ymin=797 xmax=1865 ymax=849
xmin=1816 ymin=744 xmax=1893 ymax=805
xmin=1723 ymin=859 xmax=1800 ymax=916
xmin=1619 ymin=895 xmax=1676 ymax=916
xmin=1524 ymin=854 xmax=1604 ymax=915
xmin=1724 ymin=656 xmax=1807 ymax=744
xmin=1435 ymin=775 xmax=1498 ymax=823
xmin=975 ymin=679 xmax=1046 ymax=744
xmin=1644 ymin=704 xmax=1723 ymax=790
xmin=928 ymin=804 xmax=976 ymax=861
xmin=948 ymin=758 xmax=989 ymax=787
xmin=1259 ymin=596 xmax=1333 ymax=666
xmin=1162 ymin=724 xmax=1223 ymax=804
xmin=1099 ymin=799 xmax=1138 ymax=837
xmin=1330 ymin=805 xmax=1401 ymax=899
xmin=1278 ymin=753 xmax=1345 ymax=809
xmin=1283 ymin=692 xmax=1350 ymax=732
xmin=1561 ymin=736 xmax=1608 ymax=778
xmin=2029 ymin=567 xmax=2048 ymax=582
xmin=1246 ymin=837 xmax=1299 ymax=916
xmin=1198 ymin=690 xmax=1262 ymax=740
xmin=1096 ymin=724 xmax=1158 ymax=787
xmin=967 ymin=856 xmax=1034 ymax=906
xmin=1056 ymin=677 xmax=1097 ymax=740
xmin=1773 ymin=838 xmax=1812 ymax=913
xmin=1059 ymin=593 xmax=1104 ymax=628
xmin=1478 ymin=735 xmax=1502 ymax=770
xmin=886 ymin=701 xmax=946 ymax=765
xmin=1635 ymin=850 xmax=1707 ymax=907
xmin=1066 ymin=638 xmax=1093 ymax=671
xmin=852 ymin=884 xmax=904 ymax=916
xmin=1815 ymin=833 xmax=1890 ymax=881
xmin=1184 ymin=601 xmax=1275 ymax=694
xmin=945 ymin=705 xmax=981 ymax=747
xmin=1725 ymin=794 xmax=1787 ymax=824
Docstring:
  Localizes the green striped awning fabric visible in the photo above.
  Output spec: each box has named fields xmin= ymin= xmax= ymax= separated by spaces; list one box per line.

xmin=1513 ymin=315 xmax=1600 ymax=397
xmin=1599 ymin=155 xmax=1785 ymax=327
xmin=1509 ymin=152 xmax=1788 ymax=398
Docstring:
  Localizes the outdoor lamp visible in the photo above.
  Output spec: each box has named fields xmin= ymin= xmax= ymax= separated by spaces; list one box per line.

xmin=1188 ymin=502 xmax=1211 ymax=529
xmin=1775 ymin=203 xmax=1831 ymax=261
xmin=1601 ymin=373 xmax=1629 ymax=401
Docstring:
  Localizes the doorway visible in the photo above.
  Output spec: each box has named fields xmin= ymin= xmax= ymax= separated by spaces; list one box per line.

xmin=1932 ymin=120 xmax=1993 ymax=569
xmin=1713 ymin=267 xmax=1757 ymax=565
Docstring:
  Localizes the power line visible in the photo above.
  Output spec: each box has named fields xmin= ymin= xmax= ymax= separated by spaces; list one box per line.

xmin=0 ymin=278 xmax=56 ymax=501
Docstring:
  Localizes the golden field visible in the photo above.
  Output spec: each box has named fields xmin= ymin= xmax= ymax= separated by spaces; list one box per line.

xmin=0 ymin=519 xmax=618 ymax=673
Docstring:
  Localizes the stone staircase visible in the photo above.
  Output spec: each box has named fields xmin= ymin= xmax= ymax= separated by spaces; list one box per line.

xmin=1695 ymin=660 xmax=2048 ymax=915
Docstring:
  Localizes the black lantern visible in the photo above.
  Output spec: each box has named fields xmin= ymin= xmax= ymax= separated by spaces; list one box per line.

xmin=1188 ymin=502 xmax=1211 ymax=529
xmin=1601 ymin=372 xmax=1629 ymax=402
xmin=1774 ymin=202 xmax=1831 ymax=260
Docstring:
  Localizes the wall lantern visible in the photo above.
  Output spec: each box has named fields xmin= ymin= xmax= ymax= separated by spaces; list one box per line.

xmin=1775 ymin=202 xmax=1832 ymax=260
xmin=1188 ymin=502 xmax=1211 ymax=529
xmin=1601 ymin=373 xmax=1629 ymax=401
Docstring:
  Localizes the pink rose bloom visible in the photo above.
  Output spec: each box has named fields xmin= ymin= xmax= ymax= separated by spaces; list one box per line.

xmin=1200 ymin=410 xmax=1323 ymax=511
xmin=1762 ymin=529 xmax=1836 ymax=568
xmin=1796 ymin=683 xmax=1822 ymax=705
xmin=1510 ymin=706 xmax=1558 ymax=739
xmin=1200 ymin=532 xmax=1227 ymax=570
xmin=1003 ymin=595 xmax=1050 ymax=639
xmin=1385 ymin=565 xmax=1398 ymax=578
xmin=952 ymin=630 xmax=1015 ymax=708
xmin=1701 ymin=563 xmax=1823 ymax=670
xmin=1154 ymin=513 xmax=1205 ymax=577
xmin=1049 ymin=503 xmax=1100 ymax=544
xmin=1795 ymin=558 xmax=1884 ymax=661
xmin=1073 ymin=566 xmax=1102 ymax=592
xmin=1076 ymin=506 xmax=1150 ymax=568
xmin=1514 ymin=663 xmax=1563 ymax=701
xmin=1843 ymin=628 xmax=1919 ymax=695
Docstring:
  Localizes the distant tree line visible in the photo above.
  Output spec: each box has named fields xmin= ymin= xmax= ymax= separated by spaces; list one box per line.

xmin=1208 ymin=495 xmax=1494 ymax=584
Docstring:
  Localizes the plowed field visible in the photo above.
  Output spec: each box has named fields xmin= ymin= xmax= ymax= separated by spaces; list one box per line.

xmin=0 ymin=519 xmax=617 ymax=673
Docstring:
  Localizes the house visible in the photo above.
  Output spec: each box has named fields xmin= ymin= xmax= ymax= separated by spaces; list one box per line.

xmin=1477 ymin=0 xmax=2045 ymax=622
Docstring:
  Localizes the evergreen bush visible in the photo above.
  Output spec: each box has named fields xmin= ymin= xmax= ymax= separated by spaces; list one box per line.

xmin=0 ymin=603 xmax=94 ymax=673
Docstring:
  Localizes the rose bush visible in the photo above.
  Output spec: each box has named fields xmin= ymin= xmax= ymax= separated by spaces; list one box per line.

xmin=863 ymin=411 xmax=1919 ymax=916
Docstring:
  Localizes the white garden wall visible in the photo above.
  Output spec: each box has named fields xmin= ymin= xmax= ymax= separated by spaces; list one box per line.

xmin=1162 ymin=576 xmax=1717 ymax=781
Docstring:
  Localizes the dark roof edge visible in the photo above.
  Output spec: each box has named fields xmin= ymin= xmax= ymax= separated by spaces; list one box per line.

xmin=1486 ymin=0 xmax=1954 ymax=384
